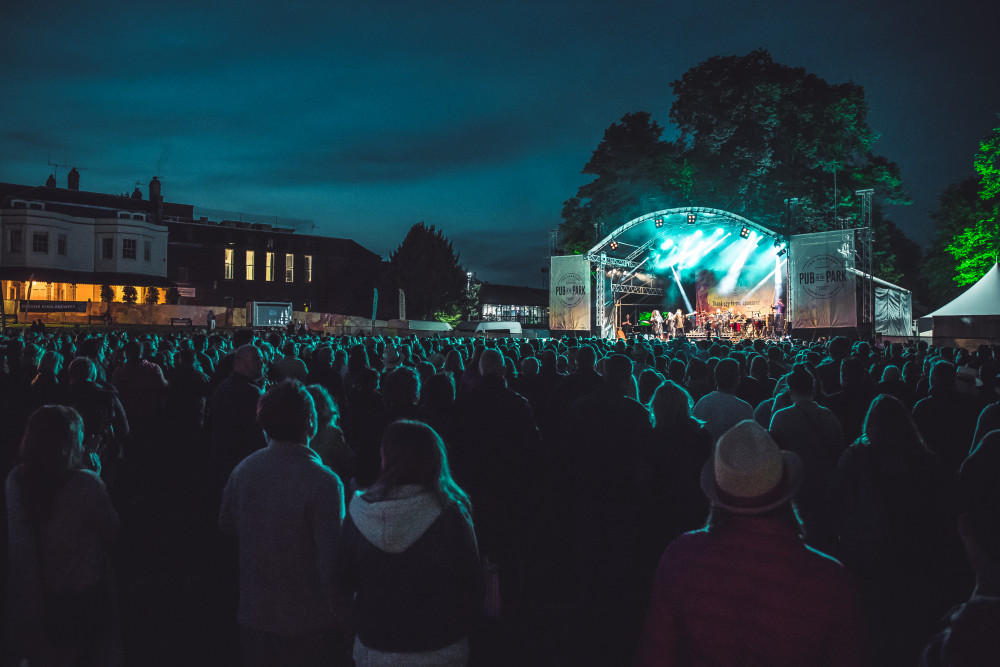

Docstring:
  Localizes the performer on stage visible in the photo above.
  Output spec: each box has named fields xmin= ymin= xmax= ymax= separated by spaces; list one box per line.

xmin=773 ymin=298 xmax=785 ymax=336
xmin=650 ymin=310 xmax=664 ymax=339
xmin=674 ymin=309 xmax=685 ymax=337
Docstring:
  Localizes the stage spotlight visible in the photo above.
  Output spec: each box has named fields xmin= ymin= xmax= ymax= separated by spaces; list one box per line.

xmin=687 ymin=213 xmax=697 ymax=225
xmin=777 ymin=248 xmax=787 ymax=257
xmin=610 ymin=239 xmax=618 ymax=250
xmin=740 ymin=227 xmax=750 ymax=239
xmin=654 ymin=217 xmax=664 ymax=228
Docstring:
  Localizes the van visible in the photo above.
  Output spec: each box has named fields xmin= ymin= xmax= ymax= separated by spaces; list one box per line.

xmin=454 ymin=321 xmax=523 ymax=338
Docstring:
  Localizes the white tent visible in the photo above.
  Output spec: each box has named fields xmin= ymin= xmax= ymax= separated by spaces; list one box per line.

xmin=922 ymin=263 xmax=1000 ymax=342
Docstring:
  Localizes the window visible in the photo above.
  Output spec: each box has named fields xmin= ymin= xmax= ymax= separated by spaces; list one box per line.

xmin=224 ymin=248 xmax=235 ymax=280
xmin=144 ymin=241 xmax=151 ymax=261
xmin=122 ymin=238 xmax=137 ymax=260
xmin=132 ymin=214 xmax=144 ymax=221
xmin=265 ymin=252 xmax=275 ymax=281
xmin=285 ymin=253 xmax=294 ymax=282
xmin=32 ymin=232 xmax=49 ymax=254
xmin=102 ymin=237 xmax=114 ymax=259
xmin=118 ymin=212 xmax=130 ymax=220
xmin=304 ymin=255 xmax=312 ymax=283
xmin=58 ymin=234 xmax=67 ymax=256
xmin=9 ymin=229 xmax=23 ymax=253
xmin=246 ymin=250 xmax=255 ymax=280
xmin=29 ymin=203 xmax=43 ymax=211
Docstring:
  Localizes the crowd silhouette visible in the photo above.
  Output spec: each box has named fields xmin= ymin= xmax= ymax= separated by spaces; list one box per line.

xmin=2 ymin=325 xmax=999 ymax=666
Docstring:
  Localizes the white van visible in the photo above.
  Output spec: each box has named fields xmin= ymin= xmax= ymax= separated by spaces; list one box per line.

xmin=455 ymin=321 xmax=523 ymax=338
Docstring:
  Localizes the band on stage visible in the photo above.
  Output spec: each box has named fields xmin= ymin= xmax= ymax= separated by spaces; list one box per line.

xmin=617 ymin=300 xmax=785 ymax=340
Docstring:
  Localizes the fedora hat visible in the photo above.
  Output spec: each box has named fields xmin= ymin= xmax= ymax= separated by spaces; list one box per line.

xmin=700 ymin=420 xmax=804 ymax=515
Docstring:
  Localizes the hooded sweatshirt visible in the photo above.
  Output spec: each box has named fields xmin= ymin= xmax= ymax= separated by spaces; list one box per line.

xmin=337 ymin=485 xmax=481 ymax=655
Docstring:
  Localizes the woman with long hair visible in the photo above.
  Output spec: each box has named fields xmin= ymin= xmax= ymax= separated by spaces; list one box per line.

xmin=834 ymin=393 xmax=964 ymax=665
xmin=337 ymin=420 xmax=481 ymax=666
xmin=6 ymin=405 xmax=121 ymax=666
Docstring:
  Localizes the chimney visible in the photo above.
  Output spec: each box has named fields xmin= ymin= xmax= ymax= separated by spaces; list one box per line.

xmin=67 ymin=167 xmax=80 ymax=190
xmin=45 ymin=174 xmax=56 ymax=187
xmin=149 ymin=176 xmax=161 ymax=202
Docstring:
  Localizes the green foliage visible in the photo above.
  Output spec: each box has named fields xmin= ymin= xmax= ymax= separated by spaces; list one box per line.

xmin=388 ymin=222 xmax=468 ymax=321
xmin=122 ymin=285 xmax=138 ymax=304
xmin=144 ymin=286 xmax=160 ymax=304
xmin=100 ymin=284 xmax=115 ymax=303
xmin=165 ymin=286 xmax=181 ymax=305
xmin=947 ymin=216 xmax=1000 ymax=285
xmin=974 ymin=119 xmax=1000 ymax=200
xmin=926 ymin=178 xmax=990 ymax=302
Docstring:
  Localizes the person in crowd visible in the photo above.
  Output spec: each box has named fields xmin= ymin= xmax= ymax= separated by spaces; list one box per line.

xmin=271 ymin=341 xmax=309 ymax=383
xmin=307 ymin=345 xmax=346 ymax=410
xmin=336 ymin=420 xmax=481 ymax=667
xmin=821 ymin=356 xmax=876 ymax=444
xmin=219 ymin=380 xmax=348 ymax=667
xmin=693 ymin=357 xmax=755 ymax=442
xmin=638 ymin=380 xmax=712 ymax=574
xmin=27 ymin=349 xmax=65 ymax=410
xmin=834 ymin=394 xmax=964 ymax=665
xmin=6 ymin=405 xmax=121 ymax=666
xmin=913 ymin=360 xmax=984 ymax=473
xmin=110 ymin=338 xmax=167 ymax=445
xmin=207 ymin=344 xmax=267 ymax=489
xmin=637 ymin=368 xmax=665 ymax=406
xmin=636 ymin=420 xmax=865 ymax=666
xmin=306 ymin=383 xmax=355 ymax=488
xmin=64 ymin=357 xmax=130 ymax=477
xmin=768 ymin=363 xmax=846 ymax=553
xmin=417 ymin=371 xmax=459 ymax=452
xmin=814 ymin=336 xmax=852 ymax=396
xmin=165 ymin=347 xmax=213 ymax=436
xmin=341 ymin=366 xmax=388 ymax=489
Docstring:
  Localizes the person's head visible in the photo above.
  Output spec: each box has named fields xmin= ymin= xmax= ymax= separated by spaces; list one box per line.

xmin=650 ymin=380 xmax=696 ymax=428
xmin=36 ymin=350 xmax=62 ymax=376
xmin=305 ymin=384 xmax=339 ymax=428
xmin=840 ymin=356 xmax=865 ymax=389
xmin=960 ymin=430 xmax=1000 ymax=566
xmin=576 ymin=345 xmax=596 ymax=372
xmin=383 ymin=365 xmax=421 ymax=407
xmin=603 ymin=353 xmax=636 ymax=397
xmin=701 ymin=420 xmax=803 ymax=518
xmin=860 ymin=393 xmax=928 ymax=455
xmin=929 ymin=359 xmax=957 ymax=391
xmin=714 ymin=357 xmax=740 ymax=393
xmin=234 ymin=344 xmax=264 ymax=381
xmin=20 ymin=405 xmax=86 ymax=473
xmin=67 ymin=356 xmax=97 ymax=384
xmin=256 ymin=380 xmax=317 ymax=444
xmin=520 ymin=356 xmax=539 ymax=377
xmin=374 ymin=419 xmax=471 ymax=518
xmin=479 ymin=348 xmax=505 ymax=378
xmin=638 ymin=369 xmax=665 ymax=406
xmin=828 ymin=336 xmax=852 ymax=361
xmin=880 ymin=365 xmax=901 ymax=384
xmin=421 ymin=372 xmax=456 ymax=409
xmin=785 ymin=363 xmax=816 ymax=402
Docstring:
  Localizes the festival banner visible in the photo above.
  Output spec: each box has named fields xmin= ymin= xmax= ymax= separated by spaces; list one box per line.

xmin=549 ymin=255 xmax=591 ymax=331
xmin=789 ymin=230 xmax=857 ymax=328
xmin=695 ymin=271 xmax=776 ymax=319
xmin=19 ymin=301 xmax=87 ymax=312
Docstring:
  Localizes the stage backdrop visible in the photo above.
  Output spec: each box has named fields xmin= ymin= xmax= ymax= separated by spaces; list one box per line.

xmin=549 ymin=255 xmax=591 ymax=331
xmin=696 ymin=271 xmax=776 ymax=318
xmin=790 ymin=230 xmax=857 ymax=329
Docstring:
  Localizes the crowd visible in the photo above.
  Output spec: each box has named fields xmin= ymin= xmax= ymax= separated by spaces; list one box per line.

xmin=2 ymin=324 xmax=999 ymax=666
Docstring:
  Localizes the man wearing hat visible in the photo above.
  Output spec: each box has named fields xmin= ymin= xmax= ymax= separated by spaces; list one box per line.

xmin=636 ymin=420 xmax=865 ymax=666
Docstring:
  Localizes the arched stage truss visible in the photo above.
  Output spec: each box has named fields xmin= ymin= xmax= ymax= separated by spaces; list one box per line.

xmin=585 ymin=206 xmax=786 ymax=339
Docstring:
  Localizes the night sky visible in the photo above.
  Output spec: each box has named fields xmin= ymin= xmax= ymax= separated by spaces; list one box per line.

xmin=3 ymin=0 xmax=998 ymax=287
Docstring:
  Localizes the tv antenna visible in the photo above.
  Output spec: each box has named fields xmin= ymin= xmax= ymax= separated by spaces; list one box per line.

xmin=46 ymin=156 xmax=87 ymax=182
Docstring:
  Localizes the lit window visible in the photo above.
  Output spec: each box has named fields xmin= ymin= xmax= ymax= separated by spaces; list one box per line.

xmin=285 ymin=253 xmax=294 ymax=282
xmin=144 ymin=241 xmax=151 ymax=261
xmin=224 ymin=248 xmax=234 ymax=280
xmin=265 ymin=252 xmax=275 ymax=281
xmin=9 ymin=229 xmax=23 ymax=253
xmin=102 ymin=237 xmax=114 ymax=259
xmin=58 ymin=234 xmax=67 ymax=256
xmin=32 ymin=232 xmax=49 ymax=254
xmin=304 ymin=255 xmax=312 ymax=283
xmin=246 ymin=250 xmax=255 ymax=280
xmin=122 ymin=238 xmax=137 ymax=260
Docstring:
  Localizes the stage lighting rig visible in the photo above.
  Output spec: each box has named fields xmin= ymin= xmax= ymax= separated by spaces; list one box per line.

xmin=740 ymin=227 xmax=750 ymax=238
xmin=654 ymin=217 xmax=664 ymax=228
xmin=687 ymin=213 xmax=697 ymax=225
xmin=609 ymin=239 xmax=619 ymax=250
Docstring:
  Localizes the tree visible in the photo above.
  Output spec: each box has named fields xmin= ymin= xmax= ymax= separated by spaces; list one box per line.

xmin=122 ymin=285 xmax=138 ymax=304
xmin=558 ymin=51 xmax=913 ymax=274
xmin=144 ymin=286 xmax=160 ymax=304
xmin=387 ymin=223 xmax=468 ymax=321
xmin=100 ymin=284 xmax=115 ymax=303
xmin=165 ymin=286 xmax=181 ymax=305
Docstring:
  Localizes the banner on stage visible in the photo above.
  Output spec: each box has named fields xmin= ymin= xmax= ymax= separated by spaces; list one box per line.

xmin=789 ymin=230 xmax=857 ymax=329
xmin=549 ymin=255 xmax=590 ymax=331
xmin=695 ymin=271 xmax=776 ymax=317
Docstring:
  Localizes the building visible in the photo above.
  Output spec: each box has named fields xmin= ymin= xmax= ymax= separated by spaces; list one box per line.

xmin=476 ymin=283 xmax=548 ymax=326
xmin=0 ymin=171 xmax=172 ymax=304
xmin=0 ymin=171 xmax=381 ymax=316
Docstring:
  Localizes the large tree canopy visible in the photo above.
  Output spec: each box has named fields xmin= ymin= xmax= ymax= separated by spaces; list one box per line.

xmin=560 ymin=50 xmax=909 ymax=260
xmin=387 ymin=222 xmax=468 ymax=322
